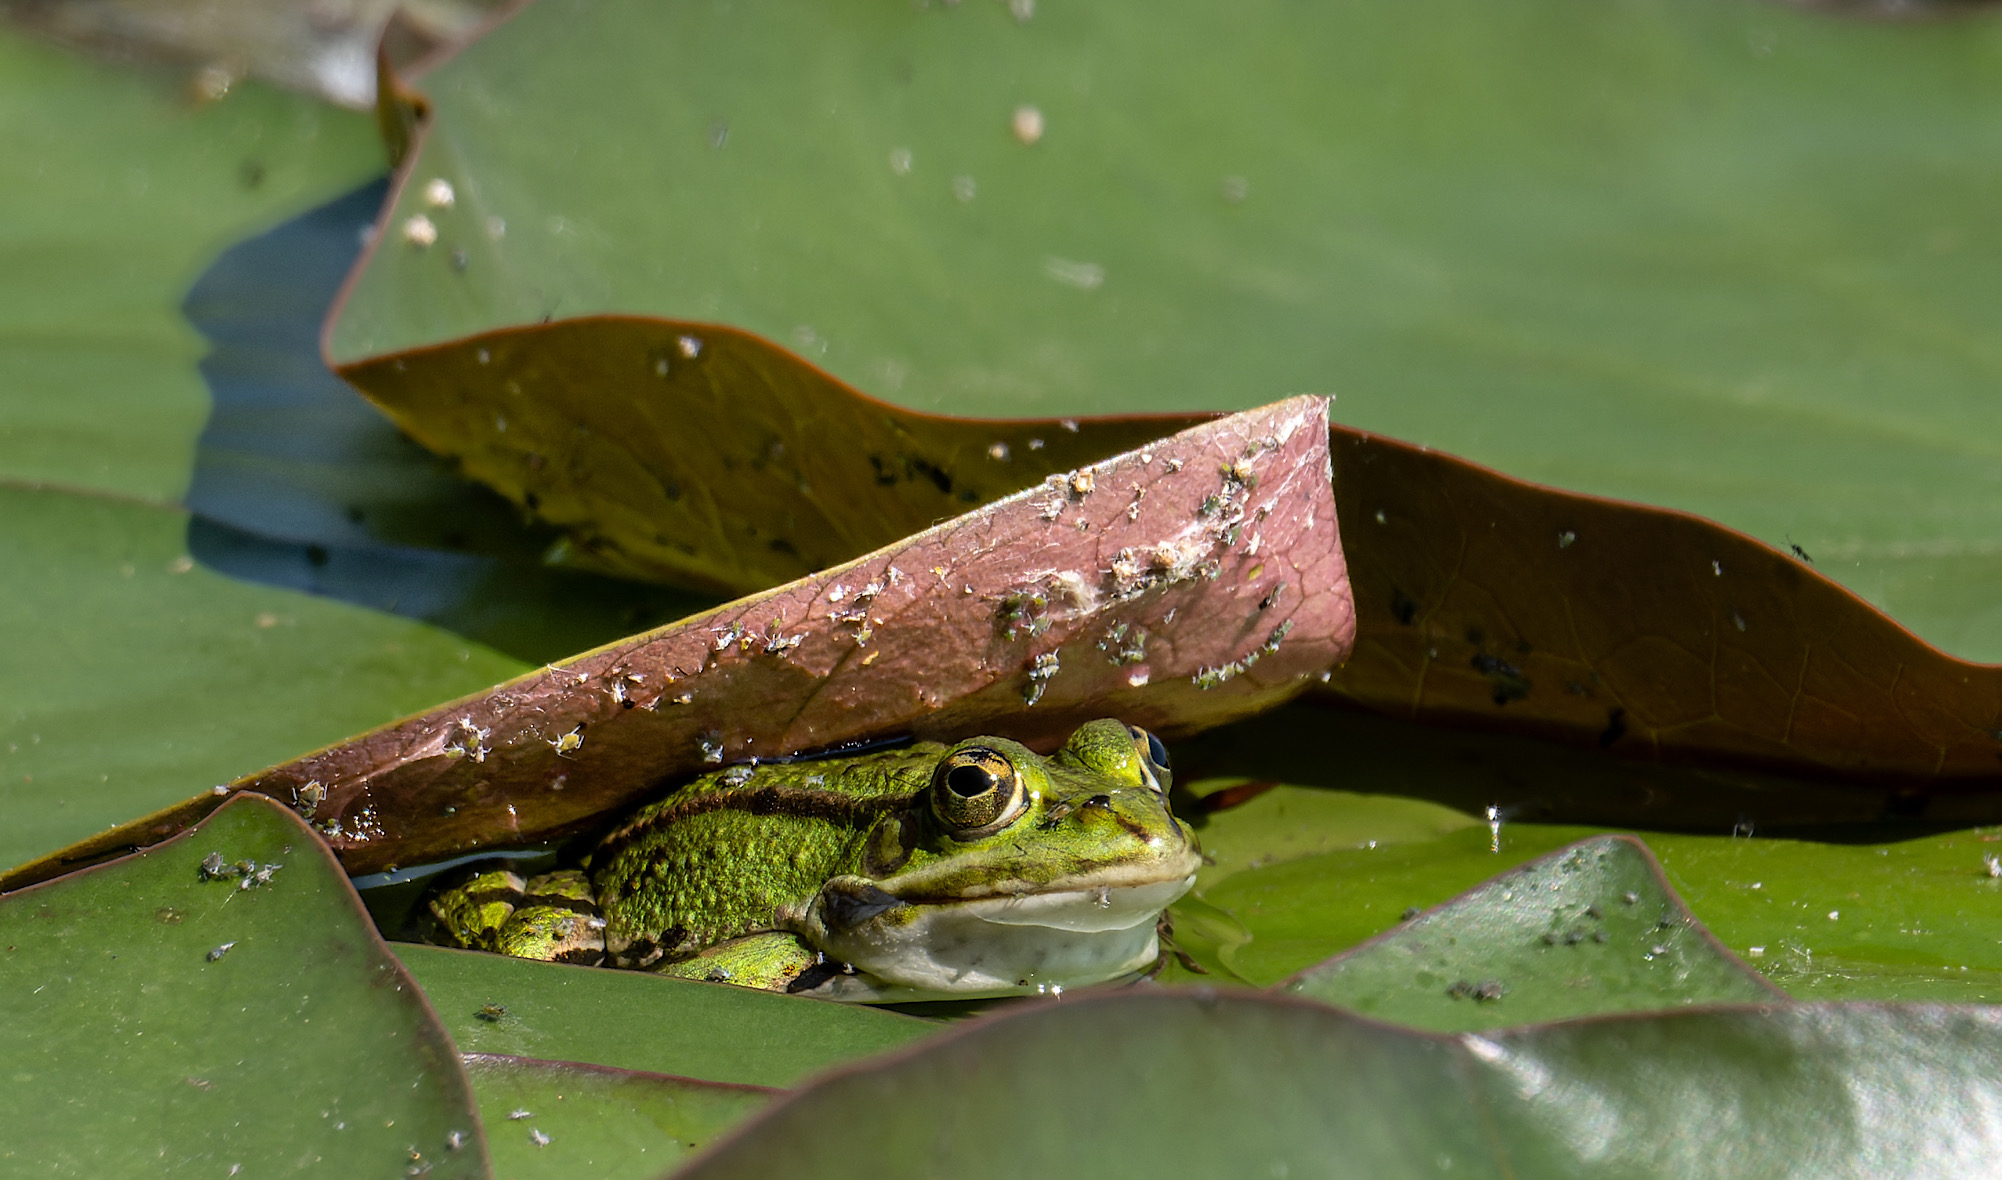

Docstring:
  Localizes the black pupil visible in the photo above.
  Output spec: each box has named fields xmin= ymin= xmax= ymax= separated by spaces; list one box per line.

xmin=946 ymin=763 xmax=997 ymax=798
xmin=1145 ymin=730 xmax=1170 ymax=771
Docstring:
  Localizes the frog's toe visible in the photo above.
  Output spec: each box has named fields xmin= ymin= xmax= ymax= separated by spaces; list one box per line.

xmin=496 ymin=905 xmax=607 ymax=965
xmin=494 ymin=869 xmax=607 ymax=964
xmin=422 ymin=864 xmax=529 ymax=951
xmin=652 ymin=933 xmax=821 ymax=992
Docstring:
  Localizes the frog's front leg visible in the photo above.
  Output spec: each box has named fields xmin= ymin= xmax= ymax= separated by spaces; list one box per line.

xmin=426 ymin=865 xmax=607 ymax=966
xmin=650 ymin=933 xmax=830 ymax=993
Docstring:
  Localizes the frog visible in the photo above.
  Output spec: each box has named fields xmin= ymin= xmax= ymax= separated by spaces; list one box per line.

xmin=421 ymin=718 xmax=1200 ymax=1002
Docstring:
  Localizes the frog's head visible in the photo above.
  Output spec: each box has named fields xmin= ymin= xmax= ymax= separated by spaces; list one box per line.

xmin=803 ymin=719 xmax=1201 ymax=998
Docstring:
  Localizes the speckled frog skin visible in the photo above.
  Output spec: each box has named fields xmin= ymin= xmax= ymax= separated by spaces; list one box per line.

xmin=425 ymin=719 xmax=1200 ymax=1001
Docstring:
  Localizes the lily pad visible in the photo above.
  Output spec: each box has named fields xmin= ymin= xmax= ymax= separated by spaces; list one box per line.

xmin=676 ymin=989 xmax=2002 ymax=1180
xmin=0 ymin=485 xmax=526 ymax=881
xmin=0 ymin=28 xmax=379 ymax=502
xmin=1165 ymin=713 xmax=2002 ymax=1004
xmin=397 ymin=944 xmax=935 ymax=1087
xmin=461 ymin=1053 xmax=773 ymax=1179
xmin=332 ymin=0 xmax=2002 ymax=671
xmin=11 ymin=396 xmax=1348 ymax=882
xmin=1318 ymin=429 xmax=2002 ymax=791
xmin=0 ymin=33 xmax=540 ymax=880
xmin=340 ymin=318 xmax=1204 ymax=595
xmin=1281 ymin=835 xmax=1781 ymax=1030
xmin=0 ymin=793 xmax=485 ymax=1177
xmin=182 ymin=181 xmax=715 ymax=663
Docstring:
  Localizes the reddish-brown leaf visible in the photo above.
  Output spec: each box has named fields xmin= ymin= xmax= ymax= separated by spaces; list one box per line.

xmin=341 ymin=315 xmax=2002 ymax=796
xmin=338 ymin=317 xmax=1205 ymax=595
xmin=1319 ymin=431 xmax=2002 ymax=787
xmin=7 ymin=398 xmax=1346 ymax=883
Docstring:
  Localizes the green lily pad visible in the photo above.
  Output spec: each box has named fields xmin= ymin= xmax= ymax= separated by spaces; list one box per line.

xmin=0 ymin=793 xmax=485 ymax=1177
xmin=1644 ymin=825 xmax=2002 ymax=1004
xmin=1163 ymin=708 xmax=2002 ymax=1004
xmin=181 ymin=181 xmax=717 ymax=665
xmin=396 ymin=944 xmax=936 ymax=1087
xmin=0 ymin=484 xmax=527 ymax=879
xmin=461 ymin=1053 xmax=773 ymax=1180
xmin=1189 ymin=817 xmax=1590 ymax=986
xmin=0 ymin=32 xmax=534 ymax=880
xmin=1281 ymin=835 xmax=1781 ymax=1030
xmin=333 ymin=0 xmax=2002 ymax=663
xmin=675 ymin=989 xmax=2002 ymax=1179
xmin=0 ymin=28 xmax=379 ymax=502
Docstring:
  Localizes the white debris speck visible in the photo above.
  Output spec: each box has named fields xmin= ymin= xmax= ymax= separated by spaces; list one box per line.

xmin=423 ymin=178 xmax=456 ymax=209
xmin=1012 ymin=105 xmax=1044 ymax=145
xmin=890 ymin=147 xmax=913 ymax=175
xmin=953 ymin=175 xmax=978 ymax=202
xmin=1044 ymin=257 xmax=1104 ymax=289
xmin=401 ymin=215 xmax=438 ymax=248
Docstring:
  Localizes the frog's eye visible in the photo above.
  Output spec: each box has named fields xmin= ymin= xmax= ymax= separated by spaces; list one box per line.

xmin=931 ymin=747 xmax=1027 ymax=838
xmin=1128 ymin=725 xmax=1173 ymax=796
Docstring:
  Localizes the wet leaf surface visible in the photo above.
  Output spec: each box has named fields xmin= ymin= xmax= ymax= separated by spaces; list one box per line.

xmin=1319 ymin=431 xmax=2002 ymax=792
xmin=0 ymin=33 xmax=543 ymax=880
xmin=397 ymin=944 xmax=935 ymax=1087
xmin=184 ymin=184 xmax=715 ymax=664
xmin=335 ymin=317 xmax=2002 ymax=807
xmin=164 ymin=397 xmax=1347 ymax=878
xmin=331 ymin=0 xmax=2002 ymax=669
xmin=341 ymin=319 xmax=1204 ymax=595
xmin=1281 ymin=835 xmax=1781 ymax=1030
xmin=1160 ymin=710 xmax=2002 ymax=1004
xmin=0 ymin=29 xmax=379 ymax=503
xmin=460 ymin=1054 xmax=773 ymax=1180
xmin=0 ymin=485 xmax=527 ymax=883
xmin=316 ymin=0 xmax=2002 ymax=802
xmin=0 ymin=794 xmax=486 ymax=1177
xmin=675 ymin=989 xmax=2002 ymax=1180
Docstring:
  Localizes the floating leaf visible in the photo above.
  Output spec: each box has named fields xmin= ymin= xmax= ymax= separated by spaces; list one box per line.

xmin=1281 ymin=835 xmax=1781 ymax=1030
xmin=1164 ymin=721 xmax=2002 ymax=1003
xmin=141 ymin=395 xmax=1342 ymax=878
xmin=340 ymin=319 xmax=1202 ymax=594
xmin=183 ymin=183 xmax=714 ymax=663
xmin=1319 ymin=431 xmax=2002 ymax=790
xmin=315 ymin=0 xmax=2002 ymax=804
xmin=0 ymin=30 xmax=380 ymax=504
xmin=461 ymin=1053 xmax=773 ymax=1180
xmin=0 ymin=485 xmax=526 ymax=886
xmin=397 ymin=944 xmax=935 ymax=1087
xmin=0 ymin=36 xmax=537 ymax=880
xmin=676 ymin=989 xmax=2002 ymax=1180
xmin=329 ymin=0 xmax=2002 ymax=676
xmin=0 ymin=793 xmax=486 ymax=1176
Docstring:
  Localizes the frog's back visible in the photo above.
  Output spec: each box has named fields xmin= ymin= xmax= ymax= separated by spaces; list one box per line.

xmin=591 ymin=743 xmax=939 ymax=956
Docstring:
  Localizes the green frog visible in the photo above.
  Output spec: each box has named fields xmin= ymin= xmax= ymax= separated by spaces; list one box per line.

xmin=423 ymin=719 xmax=1199 ymax=1002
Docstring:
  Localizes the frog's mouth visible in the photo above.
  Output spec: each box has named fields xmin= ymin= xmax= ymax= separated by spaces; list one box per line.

xmin=801 ymin=865 xmax=1198 ymax=1001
